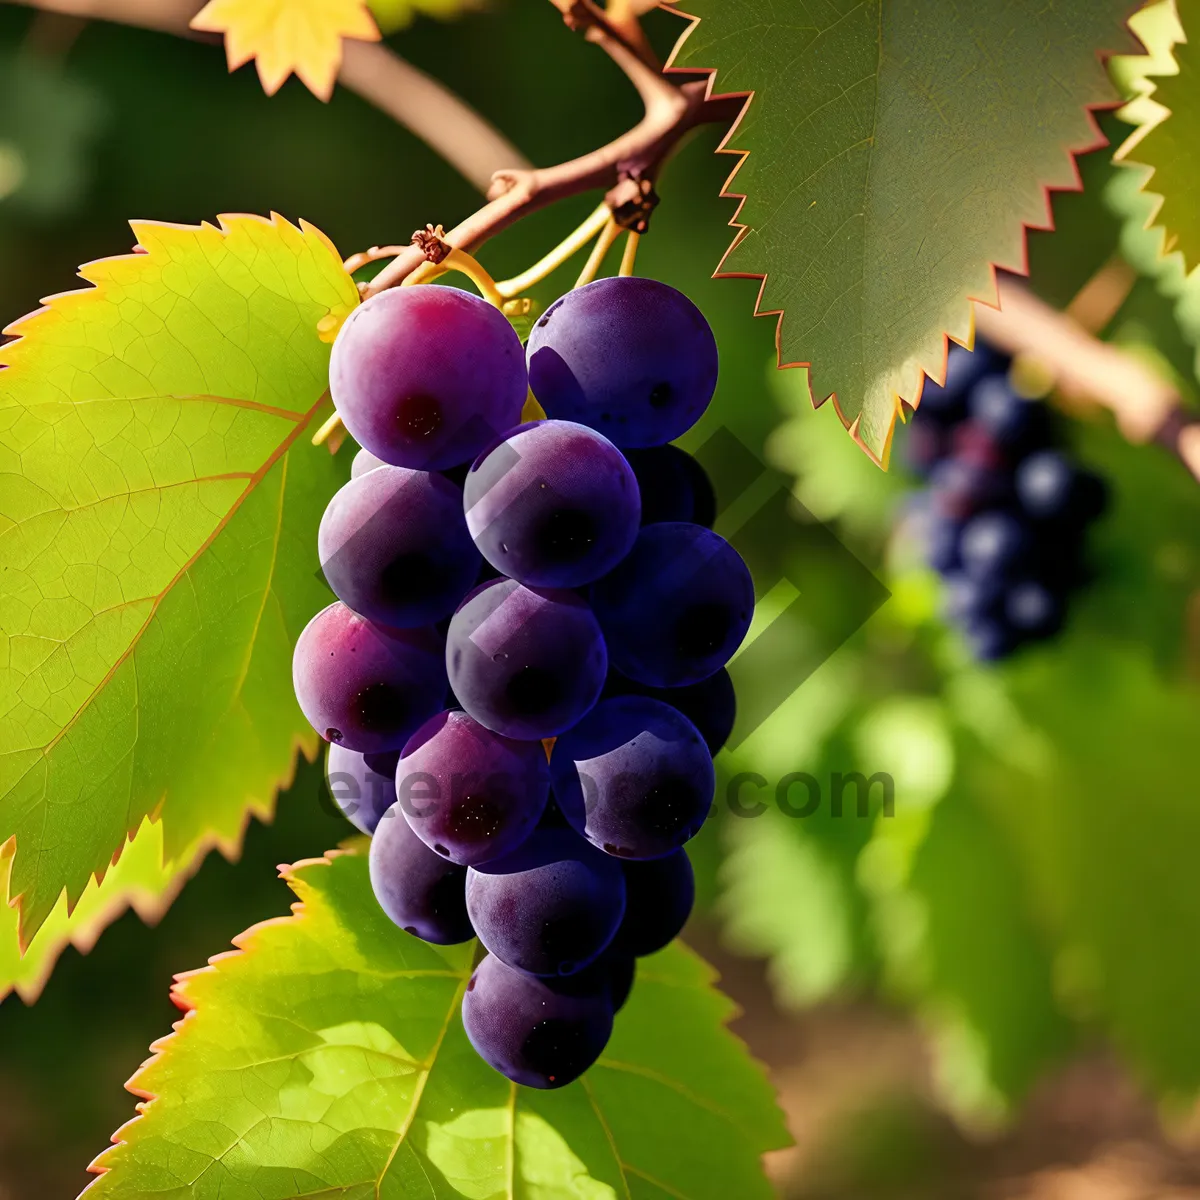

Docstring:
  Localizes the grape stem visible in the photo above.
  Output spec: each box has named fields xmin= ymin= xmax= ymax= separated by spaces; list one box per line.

xmin=360 ymin=0 xmax=744 ymax=297
xmin=975 ymin=278 xmax=1200 ymax=486
xmin=494 ymin=202 xmax=611 ymax=299
xmin=618 ymin=230 xmax=640 ymax=277
xmin=574 ymin=219 xmax=621 ymax=289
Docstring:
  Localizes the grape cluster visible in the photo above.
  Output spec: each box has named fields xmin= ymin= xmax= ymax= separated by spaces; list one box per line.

xmin=907 ymin=342 xmax=1106 ymax=660
xmin=294 ymin=276 xmax=750 ymax=1089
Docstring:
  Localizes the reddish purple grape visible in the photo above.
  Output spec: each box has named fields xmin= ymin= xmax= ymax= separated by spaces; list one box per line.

xmin=292 ymin=602 xmax=446 ymax=754
xmin=466 ymin=828 xmax=626 ymax=976
xmin=319 ymin=466 xmax=481 ymax=628
xmin=550 ymin=697 xmax=714 ymax=859
xmin=369 ymin=802 xmax=473 ymax=944
xmin=325 ymin=744 xmax=399 ymax=834
xmin=616 ymin=850 xmax=695 ymax=956
xmin=330 ymin=286 xmax=527 ymax=470
xmin=464 ymin=420 xmax=640 ymax=588
xmin=592 ymin=523 xmax=753 ymax=688
xmin=526 ymin=277 xmax=718 ymax=448
xmin=395 ymin=709 xmax=550 ymax=865
xmin=462 ymin=953 xmax=613 ymax=1088
xmin=446 ymin=579 xmax=607 ymax=739
xmin=351 ymin=447 xmax=386 ymax=478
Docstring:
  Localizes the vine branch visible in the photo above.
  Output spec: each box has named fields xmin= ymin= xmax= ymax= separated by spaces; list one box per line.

xmin=975 ymin=277 xmax=1200 ymax=485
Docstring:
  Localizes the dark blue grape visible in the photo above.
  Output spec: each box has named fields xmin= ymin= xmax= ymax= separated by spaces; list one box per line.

xmin=292 ymin=602 xmax=447 ymax=754
xmin=624 ymin=445 xmax=716 ymax=527
xmin=904 ymin=420 xmax=950 ymax=478
xmin=592 ymin=523 xmax=753 ymax=688
xmin=331 ymin=286 xmax=527 ymax=470
xmin=325 ymin=744 xmax=399 ymax=834
xmin=369 ymin=803 xmax=473 ymax=944
xmin=526 ymin=277 xmax=718 ymax=447
xmin=602 ymin=667 xmax=736 ymax=756
xmin=1016 ymin=450 xmax=1108 ymax=525
xmin=462 ymin=953 xmax=613 ymax=1088
xmin=968 ymin=375 xmax=1051 ymax=452
xmin=446 ymin=579 xmax=607 ymax=739
xmin=929 ymin=457 xmax=1009 ymax=519
xmin=918 ymin=506 xmax=963 ymax=573
xmin=616 ymin=849 xmax=695 ymax=956
xmin=551 ymin=697 xmax=714 ymax=860
xmin=395 ymin=709 xmax=549 ymax=866
xmin=964 ymin=617 xmax=1016 ymax=662
xmin=464 ymin=420 xmax=640 ymax=588
xmin=1005 ymin=580 xmax=1064 ymax=638
xmin=959 ymin=511 xmax=1032 ymax=580
xmin=940 ymin=571 xmax=1003 ymax=626
xmin=466 ymin=828 xmax=626 ymax=976
xmin=917 ymin=344 xmax=1003 ymax=425
xmin=319 ymin=466 xmax=481 ymax=628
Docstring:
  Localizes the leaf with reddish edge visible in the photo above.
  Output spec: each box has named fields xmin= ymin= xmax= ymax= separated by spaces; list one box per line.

xmin=666 ymin=0 xmax=1138 ymax=465
xmin=0 ymin=213 xmax=357 ymax=961
xmin=83 ymin=848 xmax=790 ymax=1200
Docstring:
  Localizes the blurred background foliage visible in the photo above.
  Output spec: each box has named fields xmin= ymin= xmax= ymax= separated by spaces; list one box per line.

xmin=4 ymin=0 xmax=1200 ymax=1196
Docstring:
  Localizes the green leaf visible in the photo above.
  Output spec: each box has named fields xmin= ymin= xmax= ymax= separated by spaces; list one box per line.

xmin=0 ymin=213 xmax=358 ymax=945
xmin=85 ymin=849 xmax=789 ymax=1199
xmin=1114 ymin=0 xmax=1200 ymax=273
xmin=862 ymin=734 xmax=1072 ymax=1124
xmin=0 ymin=816 xmax=189 ymax=1003
xmin=977 ymin=641 xmax=1200 ymax=1098
xmin=668 ymin=0 xmax=1134 ymax=462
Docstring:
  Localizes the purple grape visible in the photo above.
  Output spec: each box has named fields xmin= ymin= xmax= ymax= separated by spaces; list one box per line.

xmin=602 ymin=667 xmax=736 ymax=756
xmin=292 ymin=602 xmax=446 ymax=753
xmin=466 ymin=828 xmax=626 ymax=976
xmin=940 ymin=572 xmax=1003 ymax=626
xmin=464 ymin=420 xmax=640 ymax=588
xmin=968 ymin=376 xmax=1051 ymax=451
xmin=351 ymin=447 xmax=386 ymax=478
xmin=929 ymin=457 xmax=1008 ymax=519
xmin=960 ymin=511 xmax=1032 ymax=580
xmin=904 ymin=420 xmax=949 ymax=478
xmin=526 ymin=277 xmax=718 ymax=448
xmin=1005 ymin=580 xmax=1064 ymax=638
xmin=446 ymin=579 xmax=607 ymax=739
xmin=462 ymin=953 xmax=613 ymax=1088
xmin=325 ymin=744 xmax=399 ymax=834
xmin=369 ymin=802 xmax=473 ymax=944
xmin=617 ymin=849 xmax=695 ymax=956
xmin=319 ymin=466 xmax=481 ymax=628
xmin=330 ymin=286 xmax=527 ymax=470
xmin=592 ymin=523 xmax=753 ymax=688
xmin=624 ymin=445 xmax=716 ymax=527
xmin=550 ymin=697 xmax=714 ymax=859
xmin=917 ymin=344 xmax=1002 ymax=425
xmin=395 ymin=709 xmax=550 ymax=865
xmin=608 ymin=954 xmax=636 ymax=1011
xmin=964 ymin=616 xmax=1016 ymax=662
xmin=1016 ymin=450 xmax=1108 ymax=525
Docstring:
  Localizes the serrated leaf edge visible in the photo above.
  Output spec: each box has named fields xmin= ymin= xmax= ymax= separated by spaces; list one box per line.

xmin=1 ymin=212 xmax=354 ymax=947
xmin=663 ymin=5 xmax=1141 ymax=467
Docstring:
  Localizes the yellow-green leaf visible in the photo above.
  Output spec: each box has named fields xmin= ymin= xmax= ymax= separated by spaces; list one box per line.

xmin=0 ymin=213 xmax=357 ymax=949
xmin=1114 ymin=0 xmax=1200 ymax=273
xmin=84 ymin=849 xmax=790 ymax=1199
